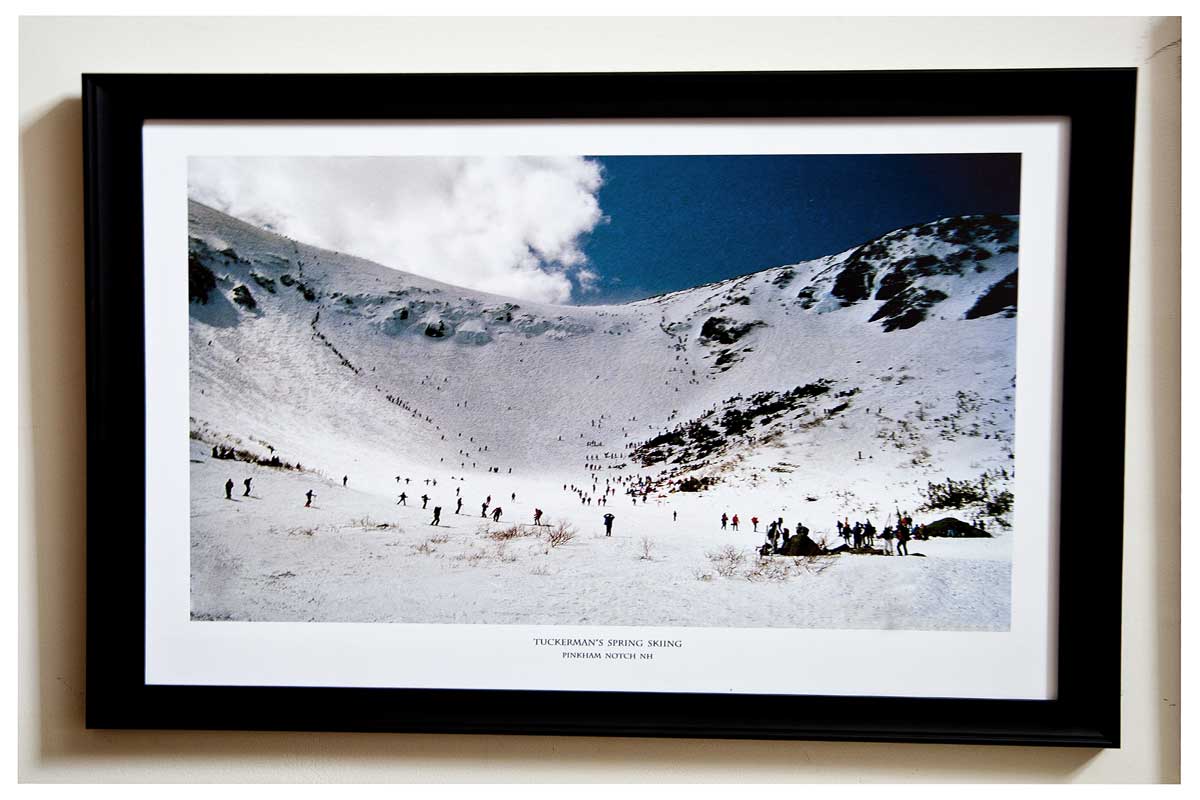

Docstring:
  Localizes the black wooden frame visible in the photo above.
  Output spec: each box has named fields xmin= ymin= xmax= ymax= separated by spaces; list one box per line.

xmin=83 ymin=70 xmax=1136 ymax=745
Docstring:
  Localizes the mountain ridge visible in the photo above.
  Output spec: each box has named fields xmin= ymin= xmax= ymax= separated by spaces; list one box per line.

xmin=187 ymin=199 xmax=1018 ymax=525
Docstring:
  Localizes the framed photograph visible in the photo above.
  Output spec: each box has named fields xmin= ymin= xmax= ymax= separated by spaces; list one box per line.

xmin=83 ymin=70 xmax=1135 ymax=744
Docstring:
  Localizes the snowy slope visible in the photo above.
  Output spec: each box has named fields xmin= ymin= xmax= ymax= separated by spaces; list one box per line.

xmin=188 ymin=200 xmax=1018 ymax=628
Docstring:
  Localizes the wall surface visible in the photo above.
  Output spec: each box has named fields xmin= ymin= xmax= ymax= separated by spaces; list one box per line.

xmin=17 ymin=16 xmax=1181 ymax=783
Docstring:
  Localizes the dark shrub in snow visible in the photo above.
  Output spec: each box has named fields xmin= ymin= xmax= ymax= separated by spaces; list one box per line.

xmin=830 ymin=247 xmax=876 ymax=305
xmin=188 ymin=254 xmax=217 ymax=304
xmin=294 ymin=281 xmax=316 ymax=301
xmin=869 ymin=287 xmax=948 ymax=332
xmin=965 ymin=270 xmax=1018 ymax=319
xmin=920 ymin=517 xmax=991 ymax=538
xmin=779 ymin=533 xmax=825 ymax=556
xmin=874 ymin=267 xmax=910 ymax=301
xmin=231 ymin=284 xmax=256 ymax=310
xmin=699 ymin=316 xmax=763 ymax=345
xmin=677 ymin=476 xmax=715 ymax=493
xmin=250 ymin=272 xmax=276 ymax=293
xmin=920 ymin=469 xmax=1010 ymax=516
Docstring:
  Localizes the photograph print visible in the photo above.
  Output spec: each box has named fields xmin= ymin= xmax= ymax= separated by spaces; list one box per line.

xmin=187 ymin=152 xmax=1021 ymax=631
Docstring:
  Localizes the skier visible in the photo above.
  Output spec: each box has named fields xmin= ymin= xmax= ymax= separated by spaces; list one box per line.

xmin=896 ymin=523 xmax=910 ymax=556
xmin=533 ymin=508 xmax=543 ymax=526
xmin=603 ymin=512 xmax=615 ymax=537
xmin=305 ymin=489 xmax=315 ymax=508
xmin=491 ymin=506 xmax=503 ymax=522
xmin=511 ymin=492 xmax=516 ymax=502
xmin=481 ymin=502 xmax=489 ymax=518
xmin=673 ymin=510 xmax=677 ymax=522
xmin=421 ymin=494 xmax=429 ymax=509
xmin=751 ymin=516 xmax=759 ymax=532
xmin=342 ymin=475 xmax=348 ymax=487
xmin=731 ymin=514 xmax=739 ymax=532
xmin=242 ymin=478 xmax=252 ymax=497
xmin=224 ymin=478 xmax=234 ymax=500
xmin=455 ymin=497 xmax=463 ymax=514
xmin=721 ymin=513 xmax=728 ymax=531
xmin=430 ymin=506 xmax=442 ymax=526
xmin=397 ymin=492 xmax=407 ymax=506
xmin=881 ymin=525 xmax=895 ymax=555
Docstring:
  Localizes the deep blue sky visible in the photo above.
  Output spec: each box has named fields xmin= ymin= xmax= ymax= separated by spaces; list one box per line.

xmin=574 ymin=153 xmax=1020 ymax=304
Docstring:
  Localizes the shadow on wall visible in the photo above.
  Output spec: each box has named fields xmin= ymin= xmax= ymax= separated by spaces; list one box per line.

xmin=1140 ymin=15 xmax=1183 ymax=786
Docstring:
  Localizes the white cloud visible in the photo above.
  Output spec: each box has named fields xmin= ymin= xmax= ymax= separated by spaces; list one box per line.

xmin=188 ymin=156 xmax=605 ymax=304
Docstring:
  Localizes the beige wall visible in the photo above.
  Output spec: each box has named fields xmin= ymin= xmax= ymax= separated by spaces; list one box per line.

xmin=18 ymin=16 xmax=1180 ymax=783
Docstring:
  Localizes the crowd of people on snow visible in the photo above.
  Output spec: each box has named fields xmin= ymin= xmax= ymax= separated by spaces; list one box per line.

xmin=722 ymin=510 xmax=928 ymax=557
xmin=217 ymin=452 xmax=937 ymax=560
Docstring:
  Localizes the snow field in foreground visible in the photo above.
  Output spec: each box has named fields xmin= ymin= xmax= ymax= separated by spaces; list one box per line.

xmin=192 ymin=453 xmax=1011 ymax=630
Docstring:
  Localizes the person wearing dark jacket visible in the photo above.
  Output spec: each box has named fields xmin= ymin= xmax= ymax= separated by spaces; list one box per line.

xmin=603 ymin=513 xmax=615 ymax=536
xmin=224 ymin=478 xmax=234 ymax=500
xmin=430 ymin=506 xmax=442 ymax=526
xmin=305 ymin=489 xmax=315 ymax=508
xmin=242 ymin=478 xmax=251 ymax=497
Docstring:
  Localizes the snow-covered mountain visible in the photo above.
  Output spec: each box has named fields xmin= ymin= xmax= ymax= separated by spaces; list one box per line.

xmin=188 ymin=200 xmax=1017 ymax=524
